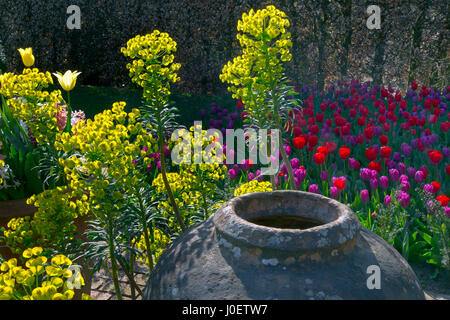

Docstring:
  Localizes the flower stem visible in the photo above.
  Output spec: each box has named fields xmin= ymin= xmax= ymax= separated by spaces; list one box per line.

xmin=107 ymin=217 xmax=122 ymax=300
xmin=158 ymin=133 xmax=186 ymax=231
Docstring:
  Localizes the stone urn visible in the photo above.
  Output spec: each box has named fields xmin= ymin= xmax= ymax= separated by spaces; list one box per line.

xmin=143 ymin=191 xmax=425 ymax=300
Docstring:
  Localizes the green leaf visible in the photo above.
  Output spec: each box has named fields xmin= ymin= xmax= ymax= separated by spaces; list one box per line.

xmin=422 ymin=232 xmax=433 ymax=245
xmin=24 ymin=152 xmax=43 ymax=195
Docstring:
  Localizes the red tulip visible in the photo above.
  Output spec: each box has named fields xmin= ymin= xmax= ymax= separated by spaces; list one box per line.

xmin=316 ymin=113 xmax=324 ymax=122
xmin=313 ymin=152 xmax=325 ymax=165
xmin=339 ymin=146 xmax=350 ymax=160
xmin=357 ymin=135 xmax=364 ymax=144
xmin=418 ymin=118 xmax=426 ymax=127
xmin=399 ymin=99 xmax=407 ymax=109
xmin=446 ymin=164 xmax=450 ymax=175
xmin=431 ymin=181 xmax=440 ymax=193
xmin=310 ymin=125 xmax=319 ymax=135
xmin=341 ymin=124 xmax=351 ymax=135
xmin=368 ymin=161 xmax=382 ymax=172
xmin=293 ymin=136 xmax=306 ymax=149
xmin=428 ymin=150 xmax=442 ymax=164
xmin=324 ymin=142 xmax=337 ymax=153
xmin=379 ymin=135 xmax=388 ymax=145
xmin=293 ymin=126 xmax=302 ymax=137
xmin=333 ymin=178 xmax=346 ymax=191
xmin=365 ymin=147 xmax=378 ymax=161
xmin=380 ymin=146 xmax=392 ymax=158
xmin=436 ymin=195 xmax=449 ymax=207
xmin=317 ymin=146 xmax=328 ymax=156
xmin=408 ymin=116 xmax=417 ymax=126
xmin=357 ymin=117 xmax=366 ymax=127
xmin=441 ymin=122 xmax=450 ymax=132
xmin=363 ymin=126 xmax=375 ymax=140
xmin=308 ymin=135 xmax=318 ymax=148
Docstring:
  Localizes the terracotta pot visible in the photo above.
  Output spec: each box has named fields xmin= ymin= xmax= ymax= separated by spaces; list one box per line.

xmin=0 ymin=198 xmax=93 ymax=299
xmin=143 ymin=191 xmax=425 ymax=300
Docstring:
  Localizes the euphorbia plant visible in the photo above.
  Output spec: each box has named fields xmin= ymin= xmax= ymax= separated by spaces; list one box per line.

xmin=56 ymin=102 xmax=156 ymax=299
xmin=219 ymin=5 xmax=299 ymax=189
xmin=0 ymin=50 xmax=65 ymax=199
xmin=121 ymin=31 xmax=186 ymax=231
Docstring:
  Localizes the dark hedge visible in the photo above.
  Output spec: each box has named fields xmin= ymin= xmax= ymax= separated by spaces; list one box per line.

xmin=0 ymin=0 xmax=447 ymax=94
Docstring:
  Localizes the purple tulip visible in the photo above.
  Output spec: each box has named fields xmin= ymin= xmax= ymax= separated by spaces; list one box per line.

xmin=284 ymin=144 xmax=292 ymax=156
xmin=396 ymin=191 xmax=410 ymax=208
xmin=423 ymin=184 xmax=434 ymax=194
xmin=241 ymin=159 xmax=252 ymax=172
xmin=157 ymin=161 xmax=161 ymax=172
xmin=407 ymin=167 xmax=416 ymax=178
xmin=308 ymin=184 xmax=319 ymax=194
xmin=320 ymin=170 xmax=328 ymax=181
xmin=360 ymin=168 xmax=371 ymax=181
xmin=386 ymin=159 xmax=396 ymax=169
xmin=401 ymin=180 xmax=410 ymax=192
xmin=370 ymin=178 xmax=378 ymax=190
xmin=361 ymin=189 xmax=370 ymax=203
xmin=295 ymin=168 xmax=306 ymax=181
xmin=414 ymin=170 xmax=425 ymax=183
xmin=248 ymin=173 xmax=255 ymax=181
xmin=330 ymin=186 xmax=339 ymax=199
xmin=349 ymin=158 xmax=360 ymax=170
xmin=379 ymin=176 xmax=389 ymax=189
xmin=290 ymin=158 xmax=300 ymax=170
xmin=228 ymin=169 xmax=237 ymax=180
xmin=370 ymin=170 xmax=378 ymax=179
xmin=384 ymin=195 xmax=392 ymax=207
xmin=426 ymin=200 xmax=435 ymax=215
xmin=274 ymin=176 xmax=280 ymax=188
xmin=401 ymin=143 xmax=412 ymax=156
xmin=280 ymin=163 xmax=288 ymax=175
xmin=397 ymin=162 xmax=406 ymax=174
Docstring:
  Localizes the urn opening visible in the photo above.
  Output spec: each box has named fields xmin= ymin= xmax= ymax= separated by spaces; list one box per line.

xmin=247 ymin=215 xmax=324 ymax=230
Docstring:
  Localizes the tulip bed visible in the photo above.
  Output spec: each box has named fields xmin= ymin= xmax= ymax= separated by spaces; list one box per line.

xmin=200 ymin=80 xmax=450 ymax=275
xmin=0 ymin=5 xmax=448 ymax=300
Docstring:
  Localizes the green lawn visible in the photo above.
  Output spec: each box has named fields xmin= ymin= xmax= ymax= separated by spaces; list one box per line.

xmin=67 ymin=86 xmax=235 ymax=127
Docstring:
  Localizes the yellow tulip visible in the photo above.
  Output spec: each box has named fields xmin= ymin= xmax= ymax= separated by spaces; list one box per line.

xmin=53 ymin=70 xmax=81 ymax=91
xmin=18 ymin=48 xmax=35 ymax=67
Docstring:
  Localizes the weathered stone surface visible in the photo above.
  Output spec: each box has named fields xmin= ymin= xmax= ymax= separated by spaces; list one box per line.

xmin=143 ymin=191 xmax=425 ymax=300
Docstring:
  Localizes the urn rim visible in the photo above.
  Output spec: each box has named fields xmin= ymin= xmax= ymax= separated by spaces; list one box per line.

xmin=212 ymin=190 xmax=361 ymax=251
